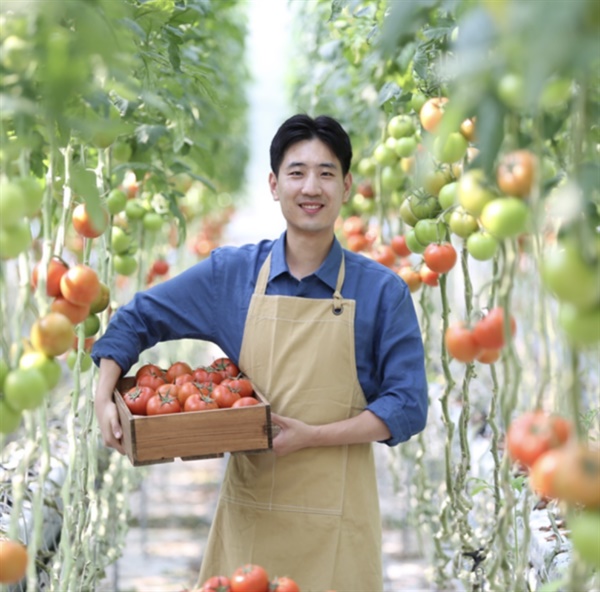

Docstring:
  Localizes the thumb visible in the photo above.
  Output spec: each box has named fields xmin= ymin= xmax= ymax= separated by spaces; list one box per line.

xmin=111 ymin=420 xmax=122 ymax=440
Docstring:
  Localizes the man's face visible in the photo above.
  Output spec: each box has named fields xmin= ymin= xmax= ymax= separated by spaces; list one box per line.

xmin=269 ymin=138 xmax=352 ymax=238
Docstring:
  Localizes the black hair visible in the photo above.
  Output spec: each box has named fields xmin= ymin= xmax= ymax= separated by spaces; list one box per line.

xmin=269 ymin=114 xmax=353 ymax=176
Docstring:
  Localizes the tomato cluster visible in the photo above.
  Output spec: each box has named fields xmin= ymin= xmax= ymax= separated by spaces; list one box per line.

xmin=124 ymin=358 xmax=258 ymax=416
xmin=195 ymin=564 xmax=303 ymax=592
xmin=444 ymin=307 xmax=516 ymax=364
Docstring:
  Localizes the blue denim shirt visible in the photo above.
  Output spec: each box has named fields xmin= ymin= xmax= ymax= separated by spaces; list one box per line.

xmin=92 ymin=232 xmax=428 ymax=445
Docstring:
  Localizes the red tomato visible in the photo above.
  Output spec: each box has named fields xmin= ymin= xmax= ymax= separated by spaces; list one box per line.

xmin=174 ymin=373 xmax=195 ymax=386
xmin=184 ymin=394 xmax=219 ymax=412
xmin=228 ymin=378 xmax=254 ymax=398
xmin=423 ymin=242 xmax=457 ymax=274
xmin=529 ymin=448 xmax=564 ymax=501
xmin=371 ymin=244 xmax=396 ymax=268
xmin=177 ymin=381 xmax=200 ymax=407
xmin=391 ymin=235 xmax=412 ymax=257
xmin=123 ymin=386 xmax=155 ymax=416
xmin=230 ymin=564 xmax=269 ymax=592
xmin=211 ymin=357 xmax=240 ymax=379
xmin=50 ymin=296 xmax=91 ymax=325
xmin=472 ymin=307 xmax=517 ymax=349
xmin=550 ymin=444 xmax=600 ymax=508
xmin=200 ymin=575 xmax=231 ymax=591
xmin=506 ymin=411 xmax=572 ymax=468
xmin=72 ymin=202 xmax=109 ymax=238
xmin=146 ymin=390 xmax=181 ymax=415
xmin=212 ymin=384 xmax=241 ymax=409
xmin=444 ymin=323 xmax=481 ymax=363
xmin=165 ymin=361 xmax=193 ymax=383
xmin=151 ymin=258 xmax=170 ymax=276
xmin=232 ymin=397 xmax=259 ymax=408
xmin=193 ymin=366 xmax=224 ymax=384
xmin=475 ymin=348 xmax=501 ymax=364
xmin=31 ymin=256 xmax=69 ymax=297
xmin=60 ymin=264 xmax=101 ymax=306
xmin=341 ymin=215 xmax=366 ymax=237
xmin=137 ymin=373 xmax=166 ymax=391
xmin=270 ymin=577 xmax=300 ymax=592
xmin=135 ymin=363 xmax=165 ymax=381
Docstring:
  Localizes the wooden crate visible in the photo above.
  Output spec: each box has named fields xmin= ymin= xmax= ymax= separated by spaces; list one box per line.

xmin=114 ymin=377 xmax=273 ymax=466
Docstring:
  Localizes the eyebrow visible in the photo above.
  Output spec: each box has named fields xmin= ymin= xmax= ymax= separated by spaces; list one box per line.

xmin=285 ymin=161 xmax=339 ymax=170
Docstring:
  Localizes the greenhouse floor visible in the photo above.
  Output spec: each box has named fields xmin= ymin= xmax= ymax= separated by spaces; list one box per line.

xmin=97 ymin=449 xmax=431 ymax=592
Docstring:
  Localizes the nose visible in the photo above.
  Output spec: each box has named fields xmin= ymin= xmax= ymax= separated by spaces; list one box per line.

xmin=302 ymin=172 xmax=321 ymax=196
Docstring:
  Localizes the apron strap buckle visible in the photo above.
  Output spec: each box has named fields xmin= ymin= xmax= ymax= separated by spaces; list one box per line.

xmin=332 ymin=291 xmax=344 ymax=315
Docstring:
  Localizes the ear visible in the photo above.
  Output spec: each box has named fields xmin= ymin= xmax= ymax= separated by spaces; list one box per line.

xmin=342 ymin=171 xmax=353 ymax=204
xmin=268 ymin=171 xmax=280 ymax=201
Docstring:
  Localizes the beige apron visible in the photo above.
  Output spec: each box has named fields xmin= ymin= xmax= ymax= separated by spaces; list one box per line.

xmin=198 ymin=252 xmax=383 ymax=591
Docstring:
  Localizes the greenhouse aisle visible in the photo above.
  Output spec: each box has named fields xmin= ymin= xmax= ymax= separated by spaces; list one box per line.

xmin=98 ymin=1 xmax=430 ymax=590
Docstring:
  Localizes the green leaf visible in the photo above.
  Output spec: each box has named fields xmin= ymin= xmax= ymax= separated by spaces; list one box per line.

xmin=538 ymin=579 xmax=568 ymax=592
xmin=378 ymin=82 xmax=403 ymax=107
xmin=71 ymin=164 xmax=99 ymax=204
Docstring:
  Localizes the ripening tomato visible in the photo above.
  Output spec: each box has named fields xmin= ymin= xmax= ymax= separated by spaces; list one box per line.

xmin=232 ymin=397 xmax=260 ymax=408
xmin=529 ymin=448 xmax=564 ymax=501
xmin=341 ymin=215 xmax=366 ymax=237
xmin=146 ymin=391 xmax=181 ymax=415
xmin=270 ymin=576 xmax=300 ymax=592
xmin=419 ymin=264 xmax=439 ymax=287
xmin=551 ymin=445 xmax=600 ymax=508
xmin=423 ymin=242 xmax=457 ymax=274
xmin=230 ymin=564 xmax=269 ymax=592
xmin=371 ymin=244 xmax=396 ymax=268
xmin=496 ymin=150 xmax=537 ymax=198
xmin=199 ymin=575 xmax=231 ymax=591
xmin=72 ymin=202 xmax=110 ymax=238
xmin=397 ymin=267 xmax=422 ymax=293
xmin=184 ymin=394 xmax=219 ymax=412
xmin=123 ymin=386 xmax=155 ymax=416
xmin=390 ymin=235 xmax=412 ymax=257
xmin=60 ymin=264 xmax=101 ymax=306
xmin=420 ymin=97 xmax=448 ymax=133
xmin=475 ymin=348 xmax=501 ymax=364
xmin=50 ymin=296 xmax=91 ymax=325
xmin=165 ymin=361 xmax=193 ymax=383
xmin=30 ymin=312 xmax=75 ymax=357
xmin=0 ymin=539 xmax=28 ymax=584
xmin=31 ymin=256 xmax=69 ymax=297
xmin=212 ymin=384 xmax=241 ymax=408
xmin=472 ymin=307 xmax=517 ymax=349
xmin=444 ymin=323 xmax=481 ymax=363
xmin=457 ymin=169 xmax=496 ymax=216
xmin=506 ymin=411 xmax=572 ymax=468
xmin=89 ymin=281 xmax=110 ymax=314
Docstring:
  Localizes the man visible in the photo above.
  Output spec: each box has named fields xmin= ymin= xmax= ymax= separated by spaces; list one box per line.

xmin=93 ymin=114 xmax=428 ymax=590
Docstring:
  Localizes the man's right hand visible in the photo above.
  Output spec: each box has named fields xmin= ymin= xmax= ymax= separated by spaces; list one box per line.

xmin=94 ymin=358 xmax=126 ymax=455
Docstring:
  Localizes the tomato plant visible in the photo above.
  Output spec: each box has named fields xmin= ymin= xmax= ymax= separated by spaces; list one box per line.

xmin=230 ymin=564 xmax=269 ymax=592
xmin=506 ymin=411 xmax=572 ymax=468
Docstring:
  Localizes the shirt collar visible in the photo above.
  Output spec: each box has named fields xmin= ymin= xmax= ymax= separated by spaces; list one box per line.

xmin=270 ymin=231 xmax=343 ymax=292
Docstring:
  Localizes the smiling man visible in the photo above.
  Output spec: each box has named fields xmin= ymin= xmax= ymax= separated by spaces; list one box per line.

xmin=92 ymin=114 xmax=428 ymax=590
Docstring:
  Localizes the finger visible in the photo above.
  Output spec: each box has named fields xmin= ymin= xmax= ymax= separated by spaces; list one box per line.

xmin=111 ymin=419 xmax=123 ymax=440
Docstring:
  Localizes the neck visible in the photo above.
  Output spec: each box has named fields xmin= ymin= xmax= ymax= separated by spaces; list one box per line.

xmin=285 ymin=230 xmax=334 ymax=280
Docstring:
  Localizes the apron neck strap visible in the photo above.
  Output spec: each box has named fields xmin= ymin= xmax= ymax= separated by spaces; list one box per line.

xmin=254 ymin=250 xmax=346 ymax=310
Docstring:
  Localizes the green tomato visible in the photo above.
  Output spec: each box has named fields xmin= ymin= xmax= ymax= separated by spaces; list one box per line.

xmin=357 ymin=157 xmax=376 ymax=177
xmin=83 ymin=314 xmax=101 ymax=338
xmin=0 ymin=358 xmax=8 ymax=392
xmin=106 ymin=188 xmax=127 ymax=215
xmin=541 ymin=240 xmax=600 ymax=309
xmin=394 ymin=136 xmax=417 ymax=158
xmin=399 ymin=198 xmax=419 ymax=227
xmin=408 ymin=194 xmax=442 ymax=221
xmin=19 ymin=352 xmax=62 ymax=390
xmin=66 ymin=350 xmax=93 ymax=372
xmin=466 ymin=231 xmax=499 ymax=261
xmin=0 ymin=219 xmax=32 ymax=260
xmin=439 ymin=181 xmax=458 ymax=210
xmin=1 ymin=35 xmax=30 ymax=72
xmin=142 ymin=211 xmax=164 ymax=232
xmin=17 ymin=177 xmax=45 ymax=217
xmin=387 ymin=115 xmax=416 ymax=139
xmin=569 ymin=510 xmax=600 ymax=569
xmin=0 ymin=399 xmax=22 ymax=434
xmin=414 ymin=218 xmax=446 ymax=246
xmin=4 ymin=367 xmax=48 ymax=411
xmin=112 ymin=141 xmax=132 ymax=163
xmin=110 ymin=226 xmax=133 ymax=255
xmin=124 ymin=198 xmax=147 ymax=221
xmin=458 ymin=169 xmax=496 ymax=216
xmin=558 ymin=303 xmax=600 ymax=347
xmin=433 ymin=132 xmax=468 ymax=164
xmin=0 ymin=177 xmax=26 ymax=228
xmin=380 ymin=165 xmax=404 ymax=192
xmin=497 ymin=73 xmax=526 ymax=110
xmin=351 ymin=193 xmax=376 ymax=215
xmin=449 ymin=208 xmax=479 ymax=239
xmin=480 ymin=197 xmax=530 ymax=239
xmin=405 ymin=229 xmax=427 ymax=254
xmin=410 ymin=92 xmax=427 ymax=113
xmin=373 ymin=143 xmax=398 ymax=167
xmin=539 ymin=77 xmax=572 ymax=111
xmin=113 ymin=253 xmax=138 ymax=276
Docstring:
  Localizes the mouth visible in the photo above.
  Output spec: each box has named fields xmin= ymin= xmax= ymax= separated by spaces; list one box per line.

xmin=299 ymin=202 xmax=324 ymax=214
